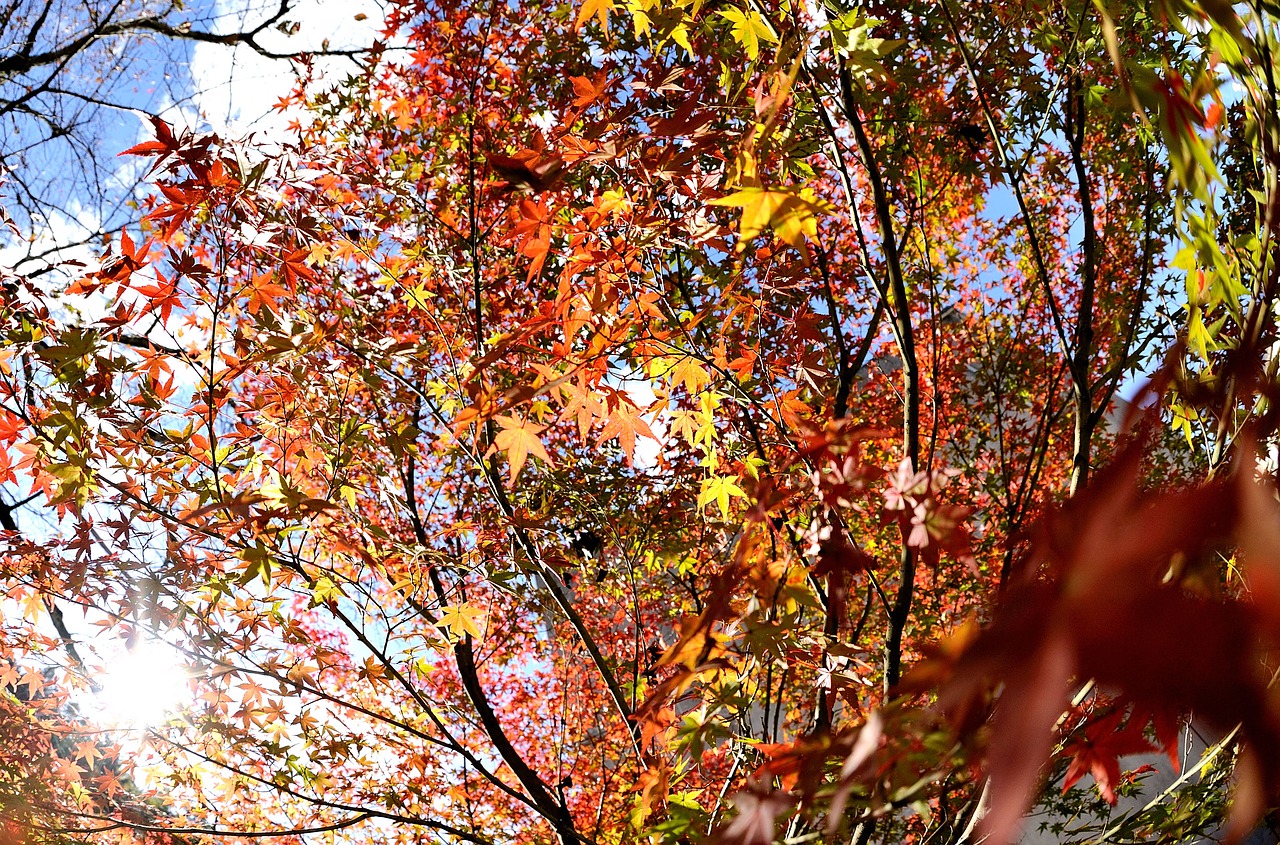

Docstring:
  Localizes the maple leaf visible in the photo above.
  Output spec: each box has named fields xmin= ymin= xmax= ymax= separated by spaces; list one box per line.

xmin=941 ymin=437 xmax=1280 ymax=844
xmin=93 ymin=770 xmax=124 ymax=798
xmin=824 ymin=710 xmax=886 ymax=830
xmin=74 ymin=740 xmax=102 ymax=769
xmin=666 ymin=409 xmax=702 ymax=448
xmin=979 ymin=635 xmax=1074 ymax=845
xmin=1060 ymin=708 xmax=1156 ymax=804
xmin=556 ymin=381 xmax=604 ymax=441
xmin=718 ymin=7 xmax=778 ymax=61
xmin=146 ymin=181 xmax=208 ymax=240
xmin=486 ymin=150 xmax=566 ymax=193
xmin=309 ymin=576 xmax=342 ymax=608
xmin=95 ymin=229 xmax=151 ymax=283
xmin=0 ymin=411 xmax=23 ymax=445
xmin=806 ymin=514 xmax=873 ymax=580
xmin=493 ymin=415 xmax=554 ymax=482
xmin=512 ymin=198 xmax=553 ymax=280
xmin=699 ymin=475 xmax=747 ymax=518
xmin=246 ymin=272 xmax=289 ymax=315
xmin=570 ymin=74 xmax=608 ymax=108
xmin=132 ymin=271 xmax=181 ymax=321
xmin=716 ymin=784 xmax=797 ymax=845
xmin=118 ymin=115 xmax=180 ymax=174
xmin=281 ymin=246 xmax=316 ymax=289
xmin=18 ymin=665 xmax=44 ymax=691
xmin=884 ymin=458 xmax=929 ymax=511
xmin=436 ymin=603 xmax=485 ymax=640
xmin=710 ymin=186 xmax=833 ymax=252
xmin=575 ymin=0 xmax=614 ymax=32
xmin=669 ymin=355 xmax=711 ymax=394
xmin=596 ymin=398 xmax=655 ymax=464
xmin=120 ymin=137 xmax=171 ymax=159
xmin=908 ymin=500 xmax=974 ymax=560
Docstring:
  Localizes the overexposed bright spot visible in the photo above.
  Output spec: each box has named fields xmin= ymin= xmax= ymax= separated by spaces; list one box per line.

xmin=619 ymin=372 xmax=667 ymax=472
xmin=529 ymin=109 xmax=557 ymax=132
xmin=87 ymin=640 xmax=190 ymax=727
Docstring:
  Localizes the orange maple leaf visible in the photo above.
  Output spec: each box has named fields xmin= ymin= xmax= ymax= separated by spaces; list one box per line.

xmin=597 ymin=397 xmax=655 ymax=465
xmin=493 ymin=415 xmax=554 ymax=482
xmin=246 ymin=272 xmax=289 ymax=315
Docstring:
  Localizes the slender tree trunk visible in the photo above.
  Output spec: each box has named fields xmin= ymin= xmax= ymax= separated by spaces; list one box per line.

xmin=837 ymin=67 xmax=921 ymax=693
xmin=1067 ymin=85 xmax=1098 ymax=496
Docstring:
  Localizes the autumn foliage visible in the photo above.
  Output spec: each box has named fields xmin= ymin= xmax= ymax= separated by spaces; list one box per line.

xmin=3 ymin=0 xmax=1280 ymax=844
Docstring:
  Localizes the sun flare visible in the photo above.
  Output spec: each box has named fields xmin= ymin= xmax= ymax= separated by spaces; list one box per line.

xmin=86 ymin=639 xmax=190 ymax=728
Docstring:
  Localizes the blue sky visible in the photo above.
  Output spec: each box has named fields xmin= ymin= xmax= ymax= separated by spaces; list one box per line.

xmin=1 ymin=0 xmax=385 ymax=275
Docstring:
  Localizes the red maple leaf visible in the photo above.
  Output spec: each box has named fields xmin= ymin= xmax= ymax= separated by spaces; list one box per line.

xmin=1060 ymin=708 xmax=1157 ymax=804
xmin=118 ymin=114 xmax=179 ymax=160
xmin=486 ymin=149 xmax=566 ymax=193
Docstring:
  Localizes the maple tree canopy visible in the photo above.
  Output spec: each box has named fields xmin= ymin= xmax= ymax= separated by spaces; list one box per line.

xmin=4 ymin=1 xmax=1280 ymax=844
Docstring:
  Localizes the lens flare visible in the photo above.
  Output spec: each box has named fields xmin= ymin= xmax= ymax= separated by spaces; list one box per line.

xmin=88 ymin=639 xmax=189 ymax=727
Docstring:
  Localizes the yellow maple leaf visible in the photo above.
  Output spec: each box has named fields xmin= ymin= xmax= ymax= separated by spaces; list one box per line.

xmin=668 ymin=409 xmax=701 ymax=447
xmin=698 ymin=475 xmax=746 ymax=518
xmin=669 ymin=22 xmax=693 ymax=53
xmin=710 ymin=186 xmax=833 ymax=250
xmin=718 ymin=7 xmax=778 ymax=61
xmin=437 ymin=603 xmax=486 ymax=641
xmin=309 ymin=576 xmax=342 ymax=607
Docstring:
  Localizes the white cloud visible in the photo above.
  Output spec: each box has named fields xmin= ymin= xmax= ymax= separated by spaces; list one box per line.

xmin=186 ymin=0 xmax=389 ymax=136
xmin=0 ymin=200 xmax=102 ymax=284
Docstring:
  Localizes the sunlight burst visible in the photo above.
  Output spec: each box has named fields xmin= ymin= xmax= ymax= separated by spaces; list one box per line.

xmin=87 ymin=640 xmax=190 ymax=727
